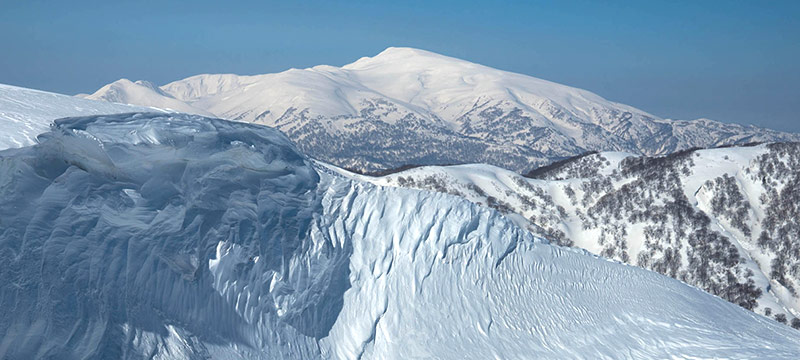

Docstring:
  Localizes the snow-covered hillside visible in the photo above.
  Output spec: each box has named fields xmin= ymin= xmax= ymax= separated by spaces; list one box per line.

xmin=352 ymin=144 xmax=800 ymax=327
xmin=80 ymin=79 xmax=214 ymax=116
xmin=2 ymin=113 xmax=798 ymax=359
xmin=86 ymin=47 xmax=800 ymax=172
xmin=0 ymin=83 xmax=157 ymax=149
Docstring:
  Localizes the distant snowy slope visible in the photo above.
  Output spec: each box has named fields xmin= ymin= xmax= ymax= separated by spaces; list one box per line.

xmin=87 ymin=47 xmax=800 ymax=172
xmin=2 ymin=113 xmax=798 ymax=359
xmin=356 ymin=144 xmax=800 ymax=328
xmin=0 ymin=83 xmax=157 ymax=149
xmin=80 ymin=78 xmax=214 ymax=116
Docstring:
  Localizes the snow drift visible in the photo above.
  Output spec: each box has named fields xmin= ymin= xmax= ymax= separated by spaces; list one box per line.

xmin=1 ymin=113 xmax=799 ymax=359
xmin=0 ymin=83 xmax=157 ymax=150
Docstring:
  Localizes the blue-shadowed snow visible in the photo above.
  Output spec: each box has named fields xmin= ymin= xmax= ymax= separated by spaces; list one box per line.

xmin=1 ymin=113 xmax=799 ymax=359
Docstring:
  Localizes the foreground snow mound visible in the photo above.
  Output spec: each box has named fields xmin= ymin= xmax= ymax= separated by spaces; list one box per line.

xmin=0 ymin=83 xmax=157 ymax=150
xmin=1 ymin=113 xmax=799 ymax=359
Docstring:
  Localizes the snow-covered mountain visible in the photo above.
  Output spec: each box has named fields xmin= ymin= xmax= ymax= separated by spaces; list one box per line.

xmin=0 ymin=83 xmax=157 ymax=149
xmin=1 ymin=112 xmax=799 ymax=359
xmin=85 ymin=47 xmax=800 ymax=173
xmin=79 ymin=79 xmax=214 ymax=116
xmin=349 ymin=143 xmax=800 ymax=328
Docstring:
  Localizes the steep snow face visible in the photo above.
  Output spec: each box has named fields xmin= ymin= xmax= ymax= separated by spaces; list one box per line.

xmin=1 ymin=113 xmax=800 ymax=359
xmin=0 ymin=83 xmax=156 ymax=149
xmin=359 ymin=144 xmax=800 ymax=327
xmin=81 ymin=79 xmax=214 ymax=116
xmin=86 ymin=47 xmax=800 ymax=172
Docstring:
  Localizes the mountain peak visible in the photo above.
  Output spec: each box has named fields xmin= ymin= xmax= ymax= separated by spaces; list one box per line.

xmin=375 ymin=46 xmax=443 ymax=58
xmin=84 ymin=78 xmax=214 ymax=116
xmin=344 ymin=46 xmax=471 ymax=70
xmin=82 ymin=50 xmax=800 ymax=173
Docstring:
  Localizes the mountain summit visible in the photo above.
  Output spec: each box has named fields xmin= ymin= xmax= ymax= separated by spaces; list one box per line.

xmin=84 ymin=47 xmax=800 ymax=172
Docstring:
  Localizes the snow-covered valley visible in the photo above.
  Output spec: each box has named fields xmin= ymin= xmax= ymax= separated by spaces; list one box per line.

xmin=2 ymin=113 xmax=800 ymax=359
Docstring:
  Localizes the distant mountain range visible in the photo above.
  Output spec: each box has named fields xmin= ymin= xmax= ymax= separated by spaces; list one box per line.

xmin=82 ymin=47 xmax=800 ymax=172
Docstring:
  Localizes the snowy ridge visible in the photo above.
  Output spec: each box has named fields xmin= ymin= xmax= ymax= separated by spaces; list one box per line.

xmin=0 ymin=83 xmax=158 ymax=149
xmin=358 ymin=144 xmax=800 ymax=327
xmin=85 ymin=47 xmax=800 ymax=172
xmin=1 ymin=113 xmax=798 ymax=358
xmin=81 ymin=78 xmax=214 ymax=116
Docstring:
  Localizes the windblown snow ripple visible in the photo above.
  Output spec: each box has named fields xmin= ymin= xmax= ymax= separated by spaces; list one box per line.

xmin=0 ymin=113 xmax=347 ymax=357
xmin=2 ymin=113 xmax=800 ymax=359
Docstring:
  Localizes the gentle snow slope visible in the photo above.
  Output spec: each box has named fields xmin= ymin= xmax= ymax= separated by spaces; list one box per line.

xmin=80 ymin=79 xmax=214 ymax=116
xmin=88 ymin=47 xmax=800 ymax=172
xmin=1 ymin=113 xmax=799 ymax=359
xmin=0 ymin=83 xmax=157 ymax=149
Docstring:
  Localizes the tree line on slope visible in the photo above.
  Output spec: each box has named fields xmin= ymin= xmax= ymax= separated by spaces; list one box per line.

xmin=383 ymin=143 xmax=800 ymax=329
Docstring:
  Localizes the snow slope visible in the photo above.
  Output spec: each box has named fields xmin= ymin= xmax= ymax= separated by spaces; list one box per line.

xmin=0 ymin=83 xmax=157 ymax=149
xmin=355 ymin=145 xmax=800 ymax=327
xmin=80 ymin=78 xmax=214 ymax=116
xmin=2 ymin=113 xmax=799 ymax=359
xmin=87 ymin=47 xmax=800 ymax=172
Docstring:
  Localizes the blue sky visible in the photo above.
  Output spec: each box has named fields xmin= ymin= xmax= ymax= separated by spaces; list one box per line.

xmin=1 ymin=0 xmax=798 ymax=131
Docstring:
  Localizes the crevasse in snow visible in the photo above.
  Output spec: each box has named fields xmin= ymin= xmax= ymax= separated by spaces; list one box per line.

xmin=1 ymin=113 xmax=799 ymax=359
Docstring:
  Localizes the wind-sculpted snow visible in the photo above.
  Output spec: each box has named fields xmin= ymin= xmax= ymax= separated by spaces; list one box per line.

xmin=0 ymin=83 xmax=157 ymax=150
xmin=367 ymin=144 xmax=800 ymax=328
xmin=2 ymin=113 xmax=800 ymax=359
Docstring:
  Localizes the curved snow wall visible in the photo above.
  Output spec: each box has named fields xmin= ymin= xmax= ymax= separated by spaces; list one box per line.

xmin=1 ymin=113 xmax=799 ymax=359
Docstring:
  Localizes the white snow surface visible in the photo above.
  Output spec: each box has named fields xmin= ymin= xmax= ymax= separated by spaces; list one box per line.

xmin=80 ymin=78 xmax=214 ymax=116
xmin=1 ymin=113 xmax=799 ymax=359
xmin=0 ymin=83 xmax=158 ymax=149
xmin=357 ymin=146 xmax=800 ymax=323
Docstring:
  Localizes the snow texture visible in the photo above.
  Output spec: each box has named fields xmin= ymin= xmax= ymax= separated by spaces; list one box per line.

xmin=360 ymin=145 xmax=800 ymax=327
xmin=1 ymin=113 xmax=799 ymax=359
xmin=80 ymin=79 xmax=215 ymax=117
xmin=0 ymin=83 xmax=158 ymax=150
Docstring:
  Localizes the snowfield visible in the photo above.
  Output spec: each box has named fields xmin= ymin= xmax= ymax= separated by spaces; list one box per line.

xmin=1 ymin=113 xmax=799 ymax=359
xmin=0 ymin=83 xmax=158 ymax=150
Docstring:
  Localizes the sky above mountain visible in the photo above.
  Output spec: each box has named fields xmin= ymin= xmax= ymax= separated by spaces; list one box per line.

xmin=1 ymin=0 xmax=798 ymax=132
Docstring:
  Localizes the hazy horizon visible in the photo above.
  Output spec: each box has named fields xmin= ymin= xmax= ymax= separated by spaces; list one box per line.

xmin=1 ymin=0 xmax=798 ymax=131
